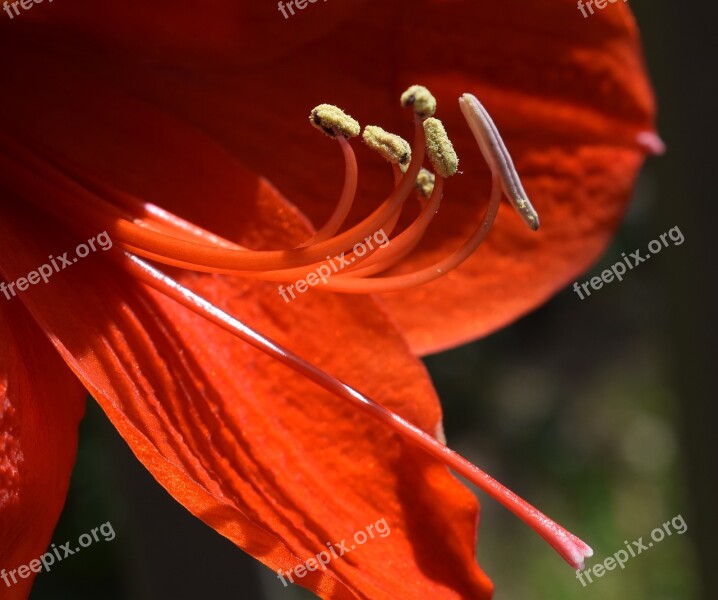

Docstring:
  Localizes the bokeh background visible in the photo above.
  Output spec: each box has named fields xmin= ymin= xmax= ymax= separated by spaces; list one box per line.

xmin=30 ymin=1 xmax=716 ymax=599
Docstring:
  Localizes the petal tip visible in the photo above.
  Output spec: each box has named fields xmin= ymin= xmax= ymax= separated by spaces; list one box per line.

xmin=636 ymin=131 xmax=667 ymax=156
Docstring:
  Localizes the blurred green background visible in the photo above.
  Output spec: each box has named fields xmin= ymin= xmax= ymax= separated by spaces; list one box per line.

xmin=30 ymin=1 xmax=715 ymax=599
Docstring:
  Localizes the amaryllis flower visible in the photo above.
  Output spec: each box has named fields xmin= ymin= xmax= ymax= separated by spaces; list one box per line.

xmin=0 ymin=1 xmax=658 ymax=598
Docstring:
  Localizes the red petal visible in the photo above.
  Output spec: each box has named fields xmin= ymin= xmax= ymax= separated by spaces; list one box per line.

xmin=0 ymin=280 xmax=85 ymax=600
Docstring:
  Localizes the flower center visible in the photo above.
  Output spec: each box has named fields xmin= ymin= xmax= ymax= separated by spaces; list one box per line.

xmin=0 ymin=86 xmax=539 ymax=295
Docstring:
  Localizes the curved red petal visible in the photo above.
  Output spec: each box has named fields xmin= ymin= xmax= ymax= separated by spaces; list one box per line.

xmin=0 ymin=277 xmax=86 ymax=600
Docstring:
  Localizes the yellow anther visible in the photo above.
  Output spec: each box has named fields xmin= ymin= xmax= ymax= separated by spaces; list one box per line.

xmin=362 ymin=126 xmax=412 ymax=166
xmin=310 ymin=104 xmax=361 ymax=139
xmin=400 ymin=85 xmax=437 ymax=118
xmin=415 ymin=168 xmax=436 ymax=198
xmin=423 ymin=118 xmax=459 ymax=178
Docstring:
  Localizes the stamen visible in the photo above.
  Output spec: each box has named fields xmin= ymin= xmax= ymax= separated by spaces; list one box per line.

xmin=415 ymin=168 xmax=436 ymax=199
xmin=362 ymin=126 xmax=412 ymax=167
xmin=120 ymin=250 xmax=593 ymax=570
xmin=299 ymin=135 xmax=358 ymax=246
xmin=342 ymin=176 xmax=444 ymax=277
xmin=423 ymin=118 xmax=459 ymax=178
xmin=327 ymin=172 xmax=501 ymax=293
xmin=2 ymin=121 xmax=426 ymax=274
xmin=310 ymin=104 xmax=361 ymax=139
xmin=359 ymin=127 xmax=414 ymax=237
xmin=401 ymin=85 xmax=437 ymax=119
xmin=459 ymin=93 xmax=540 ymax=231
xmin=380 ymin=165 xmax=405 ymax=235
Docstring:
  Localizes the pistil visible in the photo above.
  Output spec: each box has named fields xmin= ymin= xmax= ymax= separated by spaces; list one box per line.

xmin=118 ymin=250 xmax=593 ymax=570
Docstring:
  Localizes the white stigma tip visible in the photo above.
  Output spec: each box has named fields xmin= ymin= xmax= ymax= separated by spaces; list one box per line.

xmin=568 ymin=538 xmax=594 ymax=570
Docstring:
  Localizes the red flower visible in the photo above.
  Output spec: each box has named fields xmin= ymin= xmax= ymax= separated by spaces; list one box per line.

xmin=0 ymin=1 xmax=657 ymax=598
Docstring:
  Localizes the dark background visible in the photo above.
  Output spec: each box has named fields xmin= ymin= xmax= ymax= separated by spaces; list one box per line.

xmin=30 ymin=2 xmax=716 ymax=599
